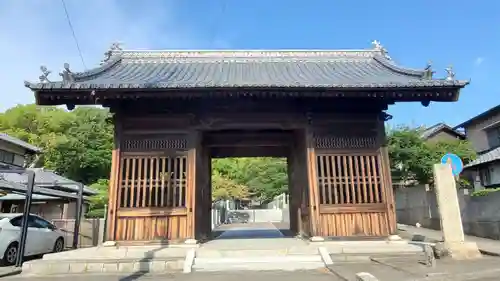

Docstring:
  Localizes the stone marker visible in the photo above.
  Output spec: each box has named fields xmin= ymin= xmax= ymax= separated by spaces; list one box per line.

xmin=433 ymin=163 xmax=481 ymax=260
xmin=355 ymin=272 xmax=379 ymax=281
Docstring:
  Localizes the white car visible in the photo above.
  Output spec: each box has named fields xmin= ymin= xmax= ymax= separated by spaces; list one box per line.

xmin=0 ymin=213 xmax=65 ymax=265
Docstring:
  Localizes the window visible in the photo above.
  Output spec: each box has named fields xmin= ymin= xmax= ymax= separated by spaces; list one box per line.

xmin=9 ymin=216 xmax=23 ymax=227
xmin=480 ymin=167 xmax=493 ymax=186
xmin=486 ymin=126 xmax=500 ymax=149
xmin=32 ymin=216 xmax=54 ymax=229
xmin=0 ymin=150 xmax=15 ymax=164
xmin=8 ymin=215 xmax=46 ymax=228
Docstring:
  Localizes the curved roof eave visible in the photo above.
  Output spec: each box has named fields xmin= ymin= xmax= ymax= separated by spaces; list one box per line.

xmin=23 ymin=48 xmax=469 ymax=92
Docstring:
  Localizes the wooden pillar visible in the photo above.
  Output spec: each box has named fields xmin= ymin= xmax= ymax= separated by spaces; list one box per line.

xmin=377 ymin=118 xmax=397 ymax=235
xmin=381 ymin=146 xmax=396 ymax=234
xmin=287 ymin=146 xmax=298 ymax=234
xmin=192 ymin=131 xmax=211 ymax=240
xmin=305 ymin=128 xmax=320 ymax=237
xmin=106 ymin=113 xmax=122 ymax=241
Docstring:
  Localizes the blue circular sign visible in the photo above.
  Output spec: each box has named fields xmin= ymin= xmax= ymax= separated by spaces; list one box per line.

xmin=441 ymin=153 xmax=463 ymax=176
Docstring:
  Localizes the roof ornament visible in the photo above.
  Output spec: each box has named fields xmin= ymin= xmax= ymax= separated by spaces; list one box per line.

xmin=423 ymin=61 xmax=435 ymax=79
xmin=101 ymin=42 xmax=123 ymax=65
xmin=39 ymin=66 xmax=52 ymax=83
xmin=371 ymin=40 xmax=392 ymax=61
xmin=59 ymin=63 xmax=75 ymax=83
xmin=445 ymin=65 xmax=455 ymax=81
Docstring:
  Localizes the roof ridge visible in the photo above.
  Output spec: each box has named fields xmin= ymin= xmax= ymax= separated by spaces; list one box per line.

xmin=117 ymin=49 xmax=379 ymax=60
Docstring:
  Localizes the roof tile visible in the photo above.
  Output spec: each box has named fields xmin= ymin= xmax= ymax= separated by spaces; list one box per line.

xmin=25 ymin=49 xmax=469 ymax=91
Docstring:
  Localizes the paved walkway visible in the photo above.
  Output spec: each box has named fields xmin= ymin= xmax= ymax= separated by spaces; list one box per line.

xmin=398 ymin=224 xmax=500 ymax=256
xmin=0 ymin=266 xmax=21 ymax=278
xmin=215 ymin=222 xmax=284 ymax=239
xmin=0 ymin=270 xmax=340 ymax=281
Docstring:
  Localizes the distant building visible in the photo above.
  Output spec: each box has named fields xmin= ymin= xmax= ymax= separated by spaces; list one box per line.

xmin=455 ymin=105 xmax=500 ymax=190
xmin=0 ymin=133 xmax=41 ymax=169
xmin=0 ymin=134 xmax=97 ymax=219
xmin=420 ymin=123 xmax=465 ymax=142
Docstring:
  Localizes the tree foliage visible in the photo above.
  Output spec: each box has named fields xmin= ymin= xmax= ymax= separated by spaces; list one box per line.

xmin=387 ymin=126 xmax=476 ymax=186
xmin=0 ymin=104 xmax=113 ymax=184
xmin=211 ymin=157 xmax=288 ymax=203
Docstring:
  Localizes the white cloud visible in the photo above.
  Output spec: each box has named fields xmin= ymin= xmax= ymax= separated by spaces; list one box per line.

xmin=474 ymin=57 xmax=484 ymax=66
xmin=0 ymin=0 xmax=206 ymax=111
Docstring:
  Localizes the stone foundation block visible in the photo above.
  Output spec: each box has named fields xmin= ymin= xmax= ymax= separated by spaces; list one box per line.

xmin=69 ymin=263 xmax=87 ymax=273
xmin=118 ymin=262 xmax=135 ymax=273
xmin=102 ymin=263 xmax=119 ymax=273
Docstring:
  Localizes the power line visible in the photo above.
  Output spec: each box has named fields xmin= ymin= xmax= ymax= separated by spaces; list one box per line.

xmin=60 ymin=0 xmax=87 ymax=70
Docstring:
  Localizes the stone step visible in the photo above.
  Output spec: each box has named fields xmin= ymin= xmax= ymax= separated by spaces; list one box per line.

xmin=193 ymin=255 xmax=325 ymax=272
xmin=21 ymin=257 xmax=184 ymax=276
xmin=330 ymin=252 xmax=425 ymax=263
xmin=195 ymin=248 xmax=317 ymax=258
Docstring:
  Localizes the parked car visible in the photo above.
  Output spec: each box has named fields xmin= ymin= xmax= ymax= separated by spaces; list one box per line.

xmin=0 ymin=213 xmax=65 ymax=265
xmin=226 ymin=211 xmax=250 ymax=224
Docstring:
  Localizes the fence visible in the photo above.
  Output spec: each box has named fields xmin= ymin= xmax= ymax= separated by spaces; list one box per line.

xmin=395 ymin=185 xmax=500 ymax=240
xmin=51 ymin=218 xmax=105 ymax=248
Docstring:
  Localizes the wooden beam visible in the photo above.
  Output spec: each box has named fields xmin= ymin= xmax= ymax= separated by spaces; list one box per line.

xmin=117 ymin=207 xmax=187 ymax=217
xmin=319 ymin=204 xmax=386 ymax=214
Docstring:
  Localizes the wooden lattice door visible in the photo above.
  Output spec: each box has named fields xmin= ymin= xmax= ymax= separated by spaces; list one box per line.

xmin=315 ymin=151 xmax=392 ymax=237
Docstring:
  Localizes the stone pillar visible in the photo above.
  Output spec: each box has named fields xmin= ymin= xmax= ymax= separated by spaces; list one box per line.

xmin=433 ymin=164 xmax=481 ymax=259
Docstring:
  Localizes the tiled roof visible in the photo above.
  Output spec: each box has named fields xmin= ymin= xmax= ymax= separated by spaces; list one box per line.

xmin=420 ymin=123 xmax=465 ymax=140
xmin=454 ymin=105 xmax=500 ymax=129
xmin=0 ymin=193 xmax=58 ymax=201
xmin=0 ymin=178 xmax=84 ymax=200
xmin=464 ymin=147 xmax=500 ymax=168
xmin=25 ymin=48 xmax=469 ymax=91
xmin=0 ymin=168 xmax=96 ymax=196
xmin=0 ymin=133 xmax=41 ymax=153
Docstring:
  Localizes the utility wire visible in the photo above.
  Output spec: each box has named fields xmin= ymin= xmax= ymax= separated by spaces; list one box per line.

xmin=61 ymin=0 xmax=87 ymax=69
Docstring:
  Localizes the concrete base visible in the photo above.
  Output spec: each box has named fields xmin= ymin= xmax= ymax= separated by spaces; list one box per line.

xmin=102 ymin=241 xmax=117 ymax=247
xmin=356 ymin=272 xmax=380 ymax=281
xmin=310 ymin=236 xmax=325 ymax=242
xmin=21 ymin=246 xmax=189 ymax=276
xmin=440 ymin=241 xmax=482 ymax=260
xmin=387 ymin=235 xmax=403 ymax=241
xmin=185 ymin=239 xmax=198 ymax=245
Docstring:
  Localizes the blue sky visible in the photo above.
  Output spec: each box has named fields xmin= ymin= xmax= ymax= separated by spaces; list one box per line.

xmin=0 ymin=0 xmax=497 ymax=127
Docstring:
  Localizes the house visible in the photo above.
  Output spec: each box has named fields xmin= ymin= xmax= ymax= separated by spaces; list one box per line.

xmin=0 ymin=133 xmax=41 ymax=169
xmin=454 ymin=105 xmax=500 ymax=190
xmin=0 ymin=133 xmax=97 ymax=219
xmin=0 ymin=168 xmax=97 ymax=220
xmin=420 ymin=123 xmax=465 ymax=142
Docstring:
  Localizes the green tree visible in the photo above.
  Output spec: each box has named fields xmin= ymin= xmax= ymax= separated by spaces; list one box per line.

xmin=388 ymin=126 xmax=476 ymax=186
xmin=86 ymin=179 xmax=109 ymax=218
xmin=212 ymin=157 xmax=288 ymax=203
xmin=0 ymin=104 xmax=113 ymax=184
xmin=211 ymin=171 xmax=250 ymax=200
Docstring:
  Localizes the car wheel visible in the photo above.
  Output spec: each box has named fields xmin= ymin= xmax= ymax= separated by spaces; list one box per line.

xmin=2 ymin=242 xmax=18 ymax=266
xmin=52 ymin=238 xmax=64 ymax=253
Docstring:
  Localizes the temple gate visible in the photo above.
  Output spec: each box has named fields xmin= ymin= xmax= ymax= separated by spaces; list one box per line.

xmin=26 ymin=43 xmax=468 ymax=243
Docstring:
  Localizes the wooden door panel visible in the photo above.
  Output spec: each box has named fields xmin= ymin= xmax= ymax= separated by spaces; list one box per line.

xmin=315 ymin=152 xmax=391 ymax=237
xmin=115 ymin=154 xmax=190 ymax=241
